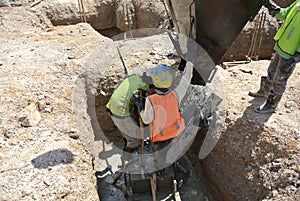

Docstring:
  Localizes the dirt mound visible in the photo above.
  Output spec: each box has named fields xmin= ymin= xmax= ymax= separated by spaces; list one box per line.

xmin=0 ymin=7 xmax=109 ymax=200
xmin=203 ymin=61 xmax=300 ymax=200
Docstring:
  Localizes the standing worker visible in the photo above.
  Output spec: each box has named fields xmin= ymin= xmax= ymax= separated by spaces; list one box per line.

xmin=249 ymin=0 xmax=300 ymax=113
xmin=133 ymin=62 xmax=193 ymax=167
xmin=106 ymin=75 xmax=148 ymax=152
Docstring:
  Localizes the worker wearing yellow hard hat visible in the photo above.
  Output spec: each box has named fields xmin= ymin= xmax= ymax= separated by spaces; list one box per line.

xmin=133 ymin=62 xmax=194 ymax=168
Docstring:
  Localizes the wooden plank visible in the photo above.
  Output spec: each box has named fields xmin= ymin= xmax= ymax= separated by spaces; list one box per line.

xmin=138 ymin=86 xmax=146 ymax=179
xmin=150 ymin=173 xmax=157 ymax=201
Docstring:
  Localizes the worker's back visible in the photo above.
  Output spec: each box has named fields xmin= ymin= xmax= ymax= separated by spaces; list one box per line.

xmin=106 ymin=75 xmax=147 ymax=117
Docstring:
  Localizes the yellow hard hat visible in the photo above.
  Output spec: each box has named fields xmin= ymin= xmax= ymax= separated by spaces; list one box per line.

xmin=146 ymin=64 xmax=173 ymax=88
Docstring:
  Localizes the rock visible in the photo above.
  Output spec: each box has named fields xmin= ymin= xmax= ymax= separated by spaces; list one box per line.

xmin=284 ymin=101 xmax=295 ymax=109
xmin=152 ymin=43 xmax=164 ymax=52
xmin=68 ymin=130 xmax=79 ymax=139
xmin=38 ymin=94 xmax=45 ymax=100
xmin=54 ymin=176 xmax=71 ymax=198
xmin=37 ymin=100 xmax=46 ymax=111
xmin=20 ymin=103 xmax=42 ymax=127
xmin=44 ymin=107 xmax=52 ymax=113
xmin=296 ymin=165 xmax=300 ymax=173
xmin=21 ymin=187 xmax=32 ymax=197
xmin=42 ymin=0 xmax=164 ymax=32
xmin=43 ymin=179 xmax=51 ymax=187
xmin=272 ymin=189 xmax=279 ymax=197
xmin=154 ymin=54 xmax=161 ymax=60
xmin=272 ymin=162 xmax=283 ymax=168
xmin=0 ymin=0 xmax=10 ymax=7
xmin=68 ymin=55 xmax=75 ymax=59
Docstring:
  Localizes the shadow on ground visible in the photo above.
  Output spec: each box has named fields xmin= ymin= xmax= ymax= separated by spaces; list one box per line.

xmin=31 ymin=149 xmax=74 ymax=169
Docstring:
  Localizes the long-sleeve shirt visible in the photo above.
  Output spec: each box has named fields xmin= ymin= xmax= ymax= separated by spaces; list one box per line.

xmin=140 ymin=61 xmax=194 ymax=124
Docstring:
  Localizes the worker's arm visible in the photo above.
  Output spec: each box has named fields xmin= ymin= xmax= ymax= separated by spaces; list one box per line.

xmin=139 ymin=98 xmax=154 ymax=125
xmin=174 ymin=61 xmax=193 ymax=104
xmin=275 ymin=1 xmax=298 ymax=20
xmin=132 ymin=91 xmax=154 ymax=125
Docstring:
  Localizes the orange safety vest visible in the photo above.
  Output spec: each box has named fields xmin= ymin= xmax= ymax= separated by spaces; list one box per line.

xmin=148 ymin=90 xmax=185 ymax=142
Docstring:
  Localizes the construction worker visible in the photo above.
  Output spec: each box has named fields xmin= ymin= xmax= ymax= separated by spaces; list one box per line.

xmin=133 ymin=62 xmax=193 ymax=167
xmin=249 ymin=0 xmax=300 ymax=113
xmin=106 ymin=75 xmax=147 ymax=152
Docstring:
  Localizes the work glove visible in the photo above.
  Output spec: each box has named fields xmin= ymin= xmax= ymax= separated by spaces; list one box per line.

xmin=132 ymin=93 xmax=144 ymax=112
xmin=264 ymin=0 xmax=281 ymax=16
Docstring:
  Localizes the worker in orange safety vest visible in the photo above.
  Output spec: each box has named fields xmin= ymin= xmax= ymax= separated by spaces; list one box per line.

xmin=132 ymin=62 xmax=194 ymax=168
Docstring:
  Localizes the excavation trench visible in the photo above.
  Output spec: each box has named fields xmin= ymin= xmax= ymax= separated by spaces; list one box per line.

xmin=93 ymin=77 xmax=217 ymax=201
xmin=74 ymin=28 xmax=232 ymax=200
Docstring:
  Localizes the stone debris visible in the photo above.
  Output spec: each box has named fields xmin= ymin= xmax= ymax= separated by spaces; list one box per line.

xmin=284 ymin=100 xmax=295 ymax=109
xmin=44 ymin=107 xmax=52 ymax=113
xmin=37 ymin=100 xmax=46 ymax=111
xmin=20 ymin=103 xmax=42 ymax=127
xmin=0 ymin=0 xmax=10 ymax=7
xmin=68 ymin=129 xmax=79 ymax=139
xmin=37 ymin=94 xmax=45 ymax=100
xmin=0 ymin=8 xmax=102 ymax=200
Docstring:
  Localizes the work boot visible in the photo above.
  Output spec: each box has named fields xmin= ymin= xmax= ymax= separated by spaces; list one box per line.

xmin=248 ymin=76 xmax=271 ymax=98
xmin=254 ymin=91 xmax=282 ymax=114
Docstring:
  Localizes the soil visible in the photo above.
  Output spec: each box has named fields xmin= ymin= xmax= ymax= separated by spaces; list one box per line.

xmin=0 ymin=3 xmax=299 ymax=201
xmin=202 ymin=61 xmax=300 ymax=201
